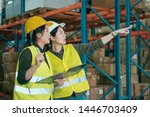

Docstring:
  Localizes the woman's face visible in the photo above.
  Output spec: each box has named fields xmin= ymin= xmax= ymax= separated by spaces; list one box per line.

xmin=51 ymin=27 xmax=66 ymax=45
xmin=40 ymin=25 xmax=50 ymax=45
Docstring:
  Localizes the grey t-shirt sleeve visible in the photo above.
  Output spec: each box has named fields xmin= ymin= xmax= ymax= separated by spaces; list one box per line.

xmin=73 ymin=39 xmax=104 ymax=56
xmin=17 ymin=48 xmax=32 ymax=84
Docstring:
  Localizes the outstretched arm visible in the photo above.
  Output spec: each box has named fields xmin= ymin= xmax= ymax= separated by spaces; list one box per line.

xmin=73 ymin=25 xmax=132 ymax=56
xmin=101 ymin=25 xmax=132 ymax=45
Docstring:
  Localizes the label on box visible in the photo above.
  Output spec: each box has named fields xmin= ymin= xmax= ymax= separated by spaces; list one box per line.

xmin=99 ymin=89 xmax=103 ymax=94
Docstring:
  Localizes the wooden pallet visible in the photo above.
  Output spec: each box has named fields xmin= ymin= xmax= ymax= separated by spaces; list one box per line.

xmin=5 ymin=15 xmax=22 ymax=24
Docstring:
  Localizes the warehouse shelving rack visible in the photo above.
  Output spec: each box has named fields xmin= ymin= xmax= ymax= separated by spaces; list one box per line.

xmin=130 ymin=0 xmax=150 ymax=99
xmin=0 ymin=0 xmax=150 ymax=99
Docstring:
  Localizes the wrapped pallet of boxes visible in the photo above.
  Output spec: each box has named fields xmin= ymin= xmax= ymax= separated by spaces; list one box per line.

xmin=2 ymin=52 xmax=18 ymax=95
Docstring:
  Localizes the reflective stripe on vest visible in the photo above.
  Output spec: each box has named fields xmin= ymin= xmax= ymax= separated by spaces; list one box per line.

xmin=55 ymin=76 xmax=87 ymax=89
xmin=14 ymin=85 xmax=54 ymax=95
xmin=15 ymin=72 xmax=45 ymax=83
xmin=29 ymin=76 xmax=45 ymax=83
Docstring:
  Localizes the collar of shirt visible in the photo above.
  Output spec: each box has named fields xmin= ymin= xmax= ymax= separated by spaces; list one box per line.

xmin=48 ymin=45 xmax=64 ymax=59
xmin=49 ymin=45 xmax=64 ymax=55
xmin=33 ymin=42 xmax=44 ymax=53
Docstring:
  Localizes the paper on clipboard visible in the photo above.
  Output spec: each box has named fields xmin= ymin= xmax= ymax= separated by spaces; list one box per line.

xmin=36 ymin=64 xmax=86 ymax=84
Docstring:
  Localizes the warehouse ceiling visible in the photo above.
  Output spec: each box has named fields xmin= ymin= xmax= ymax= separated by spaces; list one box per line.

xmin=0 ymin=1 xmax=149 ymax=42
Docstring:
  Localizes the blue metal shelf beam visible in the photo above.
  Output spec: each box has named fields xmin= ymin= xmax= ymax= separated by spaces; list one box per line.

xmin=136 ymin=84 xmax=150 ymax=99
xmin=131 ymin=0 xmax=143 ymax=9
xmin=14 ymin=30 xmax=19 ymax=52
xmin=0 ymin=35 xmax=14 ymax=46
xmin=115 ymin=0 xmax=121 ymax=100
xmin=87 ymin=58 xmax=117 ymax=84
xmin=136 ymin=21 xmax=142 ymax=82
xmin=130 ymin=12 xmax=150 ymax=33
xmin=81 ymin=0 xmax=88 ymax=72
xmin=125 ymin=0 xmax=132 ymax=100
xmin=86 ymin=3 xmax=114 ymax=31
xmin=131 ymin=39 xmax=150 ymax=57
xmin=131 ymin=60 xmax=150 ymax=79
xmin=21 ymin=0 xmax=25 ymax=49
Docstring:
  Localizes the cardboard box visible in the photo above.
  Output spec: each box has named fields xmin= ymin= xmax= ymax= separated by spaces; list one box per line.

xmin=141 ymin=70 xmax=150 ymax=83
xmin=0 ymin=55 xmax=2 ymax=64
xmin=98 ymin=63 xmax=115 ymax=76
xmin=3 ymin=81 xmax=10 ymax=93
xmin=4 ymin=73 xmax=9 ymax=81
xmin=92 ymin=56 xmax=115 ymax=64
xmin=121 ymin=75 xmax=138 ymax=84
xmin=88 ymin=85 xmax=115 ymax=100
xmin=121 ymin=65 xmax=137 ymax=75
xmin=2 ymin=52 xmax=18 ymax=63
xmin=133 ymin=83 xmax=150 ymax=99
xmin=121 ymin=84 xmax=134 ymax=97
xmin=8 ymin=72 xmax=16 ymax=91
xmin=87 ymin=74 xmax=100 ymax=88
xmin=0 ymin=70 xmax=4 ymax=81
xmin=103 ymin=85 xmax=115 ymax=100
xmin=3 ymin=62 xmax=17 ymax=73
xmin=3 ymin=72 xmax=15 ymax=94
xmin=131 ymin=65 xmax=137 ymax=74
xmin=93 ymin=48 xmax=105 ymax=62
xmin=87 ymin=86 xmax=104 ymax=100
xmin=98 ymin=75 xmax=115 ymax=85
xmin=87 ymin=67 xmax=97 ymax=75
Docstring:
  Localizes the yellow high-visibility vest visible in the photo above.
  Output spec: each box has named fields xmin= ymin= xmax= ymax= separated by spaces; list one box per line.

xmin=47 ymin=44 xmax=89 ymax=98
xmin=13 ymin=45 xmax=54 ymax=100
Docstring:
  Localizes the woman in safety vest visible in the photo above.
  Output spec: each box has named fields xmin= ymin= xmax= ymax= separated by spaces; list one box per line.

xmin=47 ymin=21 xmax=132 ymax=100
xmin=13 ymin=16 xmax=54 ymax=100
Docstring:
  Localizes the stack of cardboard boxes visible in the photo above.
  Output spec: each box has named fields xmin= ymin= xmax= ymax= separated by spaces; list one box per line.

xmin=2 ymin=52 xmax=18 ymax=97
xmin=120 ymin=37 xmax=150 ymax=99
xmin=87 ymin=48 xmax=115 ymax=100
xmin=0 ymin=55 xmax=4 ymax=91
xmin=86 ymin=36 xmax=150 ymax=100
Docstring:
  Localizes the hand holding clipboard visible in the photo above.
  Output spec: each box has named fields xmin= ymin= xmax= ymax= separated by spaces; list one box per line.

xmin=36 ymin=64 xmax=86 ymax=84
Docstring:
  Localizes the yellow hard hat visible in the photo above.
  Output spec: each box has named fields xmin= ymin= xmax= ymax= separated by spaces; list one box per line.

xmin=25 ymin=16 xmax=52 ymax=34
